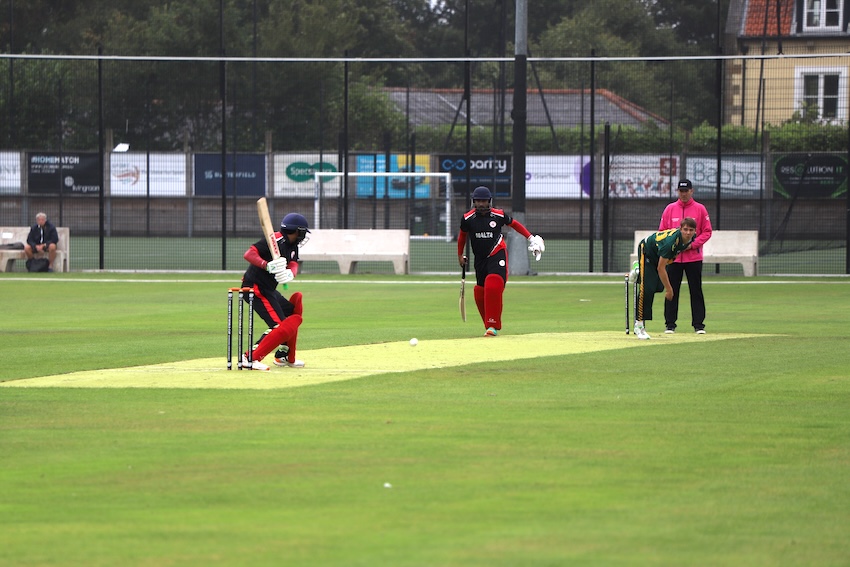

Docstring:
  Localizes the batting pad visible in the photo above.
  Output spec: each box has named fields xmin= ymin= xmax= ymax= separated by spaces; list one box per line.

xmin=1 ymin=332 xmax=767 ymax=390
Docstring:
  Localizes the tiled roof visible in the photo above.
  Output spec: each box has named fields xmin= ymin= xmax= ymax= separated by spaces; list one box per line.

xmin=742 ymin=0 xmax=795 ymax=36
xmin=383 ymin=88 xmax=667 ymax=128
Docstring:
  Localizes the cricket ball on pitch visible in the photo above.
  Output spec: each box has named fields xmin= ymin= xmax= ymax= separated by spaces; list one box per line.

xmin=409 ymin=338 xmax=418 ymax=346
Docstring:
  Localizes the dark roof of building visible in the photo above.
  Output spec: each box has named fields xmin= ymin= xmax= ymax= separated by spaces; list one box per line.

xmin=383 ymin=88 xmax=668 ymax=129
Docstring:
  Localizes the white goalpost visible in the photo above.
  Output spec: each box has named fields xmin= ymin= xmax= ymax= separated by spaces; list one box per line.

xmin=312 ymin=171 xmax=453 ymax=241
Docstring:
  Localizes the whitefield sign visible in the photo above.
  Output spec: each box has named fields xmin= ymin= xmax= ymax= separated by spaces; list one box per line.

xmin=110 ymin=153 xmax=187 ymax=196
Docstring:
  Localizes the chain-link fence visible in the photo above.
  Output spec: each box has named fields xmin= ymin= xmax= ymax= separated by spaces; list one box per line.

xmin=1 ymin=53 xmax=847 ymax=274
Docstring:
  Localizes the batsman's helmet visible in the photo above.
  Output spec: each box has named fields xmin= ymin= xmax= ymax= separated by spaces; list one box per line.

xmin=471 ymin=186 xmax=492 ymax=213
xmin=281 ymin=212 xmax=311 ymax=245
xmin=471 ymin=186 xmax=492 ymax=201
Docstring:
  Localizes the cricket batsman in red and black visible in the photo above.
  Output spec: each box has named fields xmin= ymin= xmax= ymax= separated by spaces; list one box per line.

xmin=457 ymin=186 xmax=545 ymax=337
xmin=239 ymin=212 xmax=310 ymax=371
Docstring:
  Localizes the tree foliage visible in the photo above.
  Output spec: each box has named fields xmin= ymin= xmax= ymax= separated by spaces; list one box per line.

xmin=645 ymin=0 xmax=731 ymax=49
xmin=0 ymin=0 xmax=834 ymax=154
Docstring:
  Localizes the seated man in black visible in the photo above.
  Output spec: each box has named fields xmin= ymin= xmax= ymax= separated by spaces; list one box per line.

xmin=25 ymin=212 xmax=59 ymax=272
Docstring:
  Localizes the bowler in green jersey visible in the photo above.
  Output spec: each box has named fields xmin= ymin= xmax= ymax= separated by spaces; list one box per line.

xmin=631 ymin=217 xmax=696 ymax=339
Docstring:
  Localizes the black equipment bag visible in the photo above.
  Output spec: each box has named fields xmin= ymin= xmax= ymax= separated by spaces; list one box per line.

xmin=26 ymin=258 xmax=50 ymax=272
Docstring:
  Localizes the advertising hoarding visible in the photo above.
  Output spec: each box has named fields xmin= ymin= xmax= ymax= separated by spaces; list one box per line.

xmin=273 ymin=153 xmax=338 ymax=198
xmin=438 ymin=154 xmax=511 ymax=198
xmin=525 ymin=155 xmax=588 ymax=198
xmin=194 ymin=154 xmax=265 ymax=196
xmin=27 ymin=152 xmax=101 ymax=195
xmin=110 ymin=153 xmax=187 ymax=196
xmin=0 ymin=151 xmax=21 ymax=195
xmin=354 ymin=154 xmax=431 ymax=199
xmin=687 ymin=155 xmax=763 ymax=198
xmin=773 ymin=154 xmax=847 ymax=198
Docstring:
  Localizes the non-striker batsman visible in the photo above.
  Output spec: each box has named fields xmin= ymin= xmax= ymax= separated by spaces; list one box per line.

xmin=457 ymin=186 xmax=545 ymax=337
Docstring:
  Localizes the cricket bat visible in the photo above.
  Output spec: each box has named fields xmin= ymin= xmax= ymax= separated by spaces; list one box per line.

xmin=256 ymin=197 xmax=281 ymax=260
xmin=257 ymin=197 xmax=288 ymax=289
xmin=459 ymin=261 xmax=467 ymax=322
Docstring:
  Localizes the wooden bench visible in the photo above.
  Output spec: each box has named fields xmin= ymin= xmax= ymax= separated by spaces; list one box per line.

xmin=0 ymin=226 xmax=71 ymax=272
xmin=298 ymin=229 xmax=410 ymax=274
xmin=629 ymin=230 xmax=758 ymax=276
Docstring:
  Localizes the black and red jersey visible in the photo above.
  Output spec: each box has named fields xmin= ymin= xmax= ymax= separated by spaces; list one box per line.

xmin=242 ymin=232 xmax=300 ymax=293
xmin=460 ymin=207 xmax=512 ymax=260
xmin=458 ymin=207 xmax=531 ymax=268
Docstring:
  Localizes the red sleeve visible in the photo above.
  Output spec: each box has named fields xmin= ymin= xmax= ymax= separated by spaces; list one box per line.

xmin=508 ymin=219 xmax=532 ymax=239
xmin=457 ymin=231 xmax=467 ymax=255
xmin=288 ymin=261 xmax=299 ymax=277
xmin=243 ymin=245 xmax=267 ymax=270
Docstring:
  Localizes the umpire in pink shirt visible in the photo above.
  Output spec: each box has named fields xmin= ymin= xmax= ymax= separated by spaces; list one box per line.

xmin=658 ymin=179 xmax=713 ymax=334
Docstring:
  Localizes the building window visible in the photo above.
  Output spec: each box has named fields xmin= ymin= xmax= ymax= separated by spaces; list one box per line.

xmin=804 ymin=0 xmax=843 ymax=30
xmin=795 ymin=67 xmax=846 ymax=122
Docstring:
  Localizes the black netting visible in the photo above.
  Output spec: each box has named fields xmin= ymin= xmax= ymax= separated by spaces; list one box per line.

xmin=0 ymin=54 xmax=846 ymax=274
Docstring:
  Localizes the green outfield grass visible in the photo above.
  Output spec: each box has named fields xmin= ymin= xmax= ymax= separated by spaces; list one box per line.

xmin=0 ymin=273 xmax=848 ymax=566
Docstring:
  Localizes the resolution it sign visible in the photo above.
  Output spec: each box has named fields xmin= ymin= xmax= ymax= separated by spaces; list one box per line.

xmin=774 ymin=154 xmax=847 ymax=198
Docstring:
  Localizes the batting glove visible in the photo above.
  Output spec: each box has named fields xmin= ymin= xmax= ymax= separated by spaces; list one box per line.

xmin=527 ymin=234 xmax=545 ymax=261
xmin=275 ymin=269 xmax=295 ymax=285
xmin=266 ymin=257 xmax=288 ymax=274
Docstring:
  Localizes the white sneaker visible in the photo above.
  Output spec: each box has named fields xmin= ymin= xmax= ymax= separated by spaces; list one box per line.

xmin=664 ymin=327 xmax=675 ymax=334
xmin=634 ymin=325 xmax=651 ymax=340
xmin=274 ymin=358 xmax=305 ymax=368
xmin=242 ymin=354 xmax=270 ymax=371
xmin=695 ymin=329 xmax=706 ymax=335
xmin=627 ymin=261 xmax=639 ymax=283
